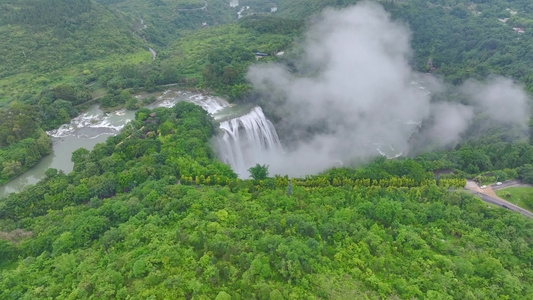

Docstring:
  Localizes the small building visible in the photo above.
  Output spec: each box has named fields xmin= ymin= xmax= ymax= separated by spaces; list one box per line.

xmin=254 ymin=52 xmax=269 ymax=60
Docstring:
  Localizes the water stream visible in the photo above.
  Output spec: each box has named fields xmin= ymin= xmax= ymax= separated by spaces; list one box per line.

xmin=1 ymin=76 xmax=433 ymax=196
xmin=0 ymin=84 xmax=426 ymax=196
xmin=0 ymin=90 xmax=235 ymax=197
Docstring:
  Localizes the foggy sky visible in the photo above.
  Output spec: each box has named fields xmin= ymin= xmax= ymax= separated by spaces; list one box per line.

xmin=246 ymin=2 xmax=530 ymax=177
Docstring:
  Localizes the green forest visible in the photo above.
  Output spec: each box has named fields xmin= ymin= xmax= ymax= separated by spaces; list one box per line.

xmin=1 ymin=0 xmax=533 ymax=298
xmin=1 ymin=103 xmax=533 ymax=299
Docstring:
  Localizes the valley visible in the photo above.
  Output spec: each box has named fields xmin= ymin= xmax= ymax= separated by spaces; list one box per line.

xmin=1 ymin=1 xmax=533 ymax=299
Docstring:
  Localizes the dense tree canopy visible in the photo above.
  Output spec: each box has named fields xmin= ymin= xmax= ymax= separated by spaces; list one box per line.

xmin=0 ymin=103 xmax=532 ymax=299
xmin=1 ymin=1 xmax=533 ymax=298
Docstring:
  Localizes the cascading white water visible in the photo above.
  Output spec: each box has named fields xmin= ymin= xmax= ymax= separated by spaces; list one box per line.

xmin=1 ymin=89 xmax=279 ymax=196
xmin=152 ymin=90 xmax=283 ymax=177
xmin=188 ymin=94 xmax=229 ymax=114
xmin=216 ymin=106 xmax=283 ymax=177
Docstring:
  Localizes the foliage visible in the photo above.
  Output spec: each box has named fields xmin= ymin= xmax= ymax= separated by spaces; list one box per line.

xmin=1 ymin=103 xmax=533 ymax=299
xmin=0 ymin=102 xmax=234 ymax=221
xmin=1 ymin=1 xmax=533 ymax=297
xmin=95 ymin=0 xmax=236 ymax=46
xmin=386 ymin=0 xmax=533 ymax=92
xmin=415 ymin=139 xmax=533 ymax=176
xmin=165 ymin=22 xmax=294 ymax=99
xmin=248 ymin=164 xmax=269 ymax=181
xmin=0 ymin=0 xmax=144 ymax=101
xmin=517 ymin=164 xmax=533 ymax=183
xmin=0 ymin=102 xmax=52 ymax=184
xmin=256 ymin=0 xmax=533 ymax=92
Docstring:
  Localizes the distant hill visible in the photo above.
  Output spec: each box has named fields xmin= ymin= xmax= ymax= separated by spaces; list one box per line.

xmin=263 ymin=0 xmax=533 ymax=92
xmin=0 ymin=0 xmax=145 ymax=101
xmin=94 ymin=0 xmax=237 ymax=46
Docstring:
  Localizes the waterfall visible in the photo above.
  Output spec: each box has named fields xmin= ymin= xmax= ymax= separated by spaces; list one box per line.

xmin=187 ymin=94 xmax=229 ymax=114
xmin=215 ymin=106 xmax=283 ymax=177
xmin=170 ymin=92 xmax=282 ymax=177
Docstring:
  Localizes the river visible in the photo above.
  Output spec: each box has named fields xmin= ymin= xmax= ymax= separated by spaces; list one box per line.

xmin=0 ymin=90 xmax=227 ymax=197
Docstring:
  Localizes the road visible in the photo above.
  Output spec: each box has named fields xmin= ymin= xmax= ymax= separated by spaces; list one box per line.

xmin=464 ymin=179 xmax=533 ymax=218
xmin=177 ymin=1 xmax=208 ymax=11
xmin=490 ymin=179 xmax=533 ymax=191
xmin=469 ymin=191 xmax=533 ymax=218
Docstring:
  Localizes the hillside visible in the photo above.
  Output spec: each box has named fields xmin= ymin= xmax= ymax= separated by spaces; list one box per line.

xmin=1 ymin=1 xmax=533 ymax=298
xmin=1 ymin=102 xmax=532 ymax=299
xmin=95 ymin=0 xmax=237 ymax=46
xmin=389 ymin=0 xmax=533 ymax=92
xmin=0 ymin=0 xmax=145 ymax=102
xmin=253 ymin=0 xmax=533 ymax=92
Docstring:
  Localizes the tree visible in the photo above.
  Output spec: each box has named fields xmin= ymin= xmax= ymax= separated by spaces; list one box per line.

xmin=270 ymin=289 xmax=284 ymax=300
xmin=248 ymin=164 xmax=269 ymax=181
xmin=125 ymin=98 xmax=140 ymax=110
xmin=222 ymin=66 xmax=238 ymax=85
xmin=374 ymin=198 xmax=401 ymax=227
xmin=73 ymin=184 xmax=90 ymax=204
xmin=0 ymin=240 xmax=15 ymax=264
xmin=43 ymin=167 xmax=58 ymax=178
xmin=2 ymin=160 xmax=22 ymax=178
xmin=492 ymin=170 xmax=508 ymax=182
xmin=517 ymin=164 xmax=533 ymax=183
xmin=215 ymin=291 xmax=232 ymax=300
xmin=202 ymin=64 xmax=218 ymax=83
xmin=71 ymin=148 xmax=90 ymax=165
xmin=52 ymin=231 xmax=75 ymax=256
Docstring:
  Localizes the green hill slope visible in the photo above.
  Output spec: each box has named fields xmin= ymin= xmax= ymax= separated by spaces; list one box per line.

xmin=1 ymin=103 xmax=532 ymax=299
xmin=263 ymin=0 xmax=533 ymax=92
xmin=0 ymin=0 xmax=146 ymax=102
xmin=95 ymin=0 xmax=237 ymax=46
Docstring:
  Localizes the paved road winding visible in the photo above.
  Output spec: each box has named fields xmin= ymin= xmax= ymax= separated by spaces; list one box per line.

xmin=464 ymin=179 xmax=533 ymax=218
xmin=491 ymin=179 xmax=533 ymax=191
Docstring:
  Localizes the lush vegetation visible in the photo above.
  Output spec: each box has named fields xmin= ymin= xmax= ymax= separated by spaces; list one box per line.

xmin=0 ymin=0 xmax=145 ymax=102
xmin=0 ymin=81 xmax=117 ymax=183
xmin=166 ymin=21 xmax=295 ymax=99
xmin=388 ymin=0 xmax=533 ymax=92
xmin=0 ymin=103 xmax=53 ymax=184
xmin=258 ymin=0 xmax=533 ymax=93
xmin=0 ymin=130 xmax=51 ymax=186
xmin=94 ymin=0 xmax=237 ymax=46
xmin=1 ymin=103 xmax=533 ymax=299
xmin=414 ymin=138 xmax=533 ymax=175
xmin=1 ymin=1 xmax=533 ymax=298
xmin=2 ymin=0 xmax=530 ymax=177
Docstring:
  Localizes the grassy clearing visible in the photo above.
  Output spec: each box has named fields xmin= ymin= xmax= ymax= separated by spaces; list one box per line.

xmin=494 ymin=187 xmax=533 ymax=212
xmin=484 ymin=202 xmax=502 ymax=210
